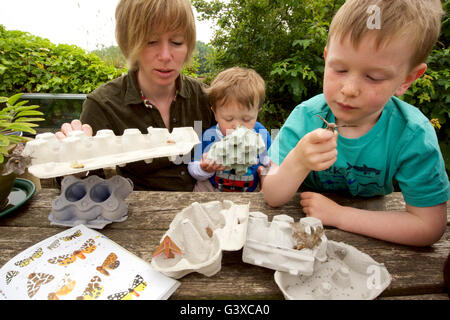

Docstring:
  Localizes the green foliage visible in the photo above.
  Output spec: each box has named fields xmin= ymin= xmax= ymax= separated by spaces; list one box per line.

xmin=0 ymin=25 xmax=126 ymax=96
xmin=195 ymin=41 xmax=213 ymax=74
xmin=182 ymin=55 xmax=200 ymax=78
xmin=91 ymin=45 xmax=127 ymax=69
xmin=0 ymin=93 xmax=44 ymax=164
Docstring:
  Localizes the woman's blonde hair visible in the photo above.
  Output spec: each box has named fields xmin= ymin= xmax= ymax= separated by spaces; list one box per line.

xmin=115 ymin=0 xmax=196 ymax=69
xmin=328 ymin=0 xmax=444 ymax=69
xmin=205 ymin=67 xmax=266 ymax=111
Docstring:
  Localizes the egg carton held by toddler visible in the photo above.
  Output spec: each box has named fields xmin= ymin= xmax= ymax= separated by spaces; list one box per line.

xmin=242 ymin=214 xmax=327 ymax=276
xmin=150 ymin=200 xmax=249 ymax=279
xmin=206 ymin=126 xmax=267 ymax=175
xmin=22 ymin=127 xmax=199 ymax=179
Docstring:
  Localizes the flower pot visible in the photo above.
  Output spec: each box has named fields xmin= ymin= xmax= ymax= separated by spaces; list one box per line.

xmin=0 ymin=172 xmax=16 ymax=210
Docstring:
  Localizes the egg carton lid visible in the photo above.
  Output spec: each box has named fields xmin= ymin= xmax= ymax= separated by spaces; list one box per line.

xmin=274 ymin=240 xmax=392 ymax=300
xmin=23 ymin=127 xmax=200 ymax=179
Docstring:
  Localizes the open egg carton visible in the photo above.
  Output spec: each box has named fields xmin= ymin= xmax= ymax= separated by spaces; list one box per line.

xmin=206 ymin=126 xmax=267 ymax=175
xmin=150 ymin=200 xmax=249 ymax=279
xmin=274 ymin=240 xmax=391 ymax=300
xmin=22 ymin=127 xmax=200 ymax=179
xmin=242 ymin=213 xmax=327 ymax=276
xmin=48 ymin=175 xmax=133 ymax=229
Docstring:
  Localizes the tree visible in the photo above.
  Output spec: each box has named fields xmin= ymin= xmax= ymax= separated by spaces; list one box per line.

xmin=195 ymin=41 xmax=213 ymax=75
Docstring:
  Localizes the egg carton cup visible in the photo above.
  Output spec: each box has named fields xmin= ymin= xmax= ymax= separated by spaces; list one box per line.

xmin=274 ymin=240 xmax=392 ymax=300
xmin=151 ymin=200 xmax=249 ymax=279
xmin=22 ymin=127 xmax=200 ymax=179
xmin=48 ymin=175 xmax=133 ymax=229
xmin=242 ymin=213 xmax=327 ymax=276
xmin=206 ymin=126 xmax=267 ymax=175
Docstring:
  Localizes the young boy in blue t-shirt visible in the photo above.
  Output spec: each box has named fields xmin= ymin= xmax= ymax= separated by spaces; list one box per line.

xmin=188 ymin=67 xmax=271 ymax=192
xmin=262 ymin=0 xmax=449 ymax=246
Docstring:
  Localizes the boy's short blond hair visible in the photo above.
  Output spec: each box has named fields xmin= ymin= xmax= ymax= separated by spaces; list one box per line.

xmin=205 ymin=67 xmax=266 ymax=111
xmin=328 ymin=0 xmax=444 ymax=69
xmin=115 ymin=0 xmax=196 ymax=70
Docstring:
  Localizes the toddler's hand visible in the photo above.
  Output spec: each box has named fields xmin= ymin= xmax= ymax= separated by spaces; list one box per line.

xmin=200 ymin=153 xmax=227 ymax=173
xmin=293 ymin=128 xmax=337 ymax=172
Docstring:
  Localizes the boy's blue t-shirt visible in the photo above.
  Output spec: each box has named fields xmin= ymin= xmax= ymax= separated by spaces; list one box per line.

xmin=268 ymin=94 xmax=449 ymax=207
xmin=198 ymin=122 xmax=271 ymax=192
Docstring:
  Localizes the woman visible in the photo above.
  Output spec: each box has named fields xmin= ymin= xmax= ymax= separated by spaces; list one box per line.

xmin=56 ymin=0 xmax=214 ymax=191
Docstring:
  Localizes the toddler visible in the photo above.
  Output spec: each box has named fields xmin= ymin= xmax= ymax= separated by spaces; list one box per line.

xmin=188 ymin=67 xmax=271 ymax=192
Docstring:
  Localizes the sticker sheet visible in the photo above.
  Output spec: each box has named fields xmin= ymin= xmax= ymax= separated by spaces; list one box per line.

xmin=0 ymin=225 xmax=180 ymax=300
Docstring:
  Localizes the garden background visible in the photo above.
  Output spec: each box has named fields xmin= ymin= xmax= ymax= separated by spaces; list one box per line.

xmin=0 ymin=0 xmax=448 ymax=172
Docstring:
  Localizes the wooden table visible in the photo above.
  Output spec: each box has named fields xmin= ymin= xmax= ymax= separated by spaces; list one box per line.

xmin=0 ymin=189 xmax=449 ymax=300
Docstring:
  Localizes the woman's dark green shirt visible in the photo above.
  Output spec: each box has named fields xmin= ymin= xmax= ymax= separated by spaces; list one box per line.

xmin=80 ymin=70 xmax=214 ymax=191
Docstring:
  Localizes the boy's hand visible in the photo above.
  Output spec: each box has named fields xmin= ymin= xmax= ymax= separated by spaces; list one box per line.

xmin=293 ymin=128 xmax=338 ymax=172
xmin=200 ymin=153 xmax=227 ymax=173
xmin=300 ymin=192 xmax=343 ymax=227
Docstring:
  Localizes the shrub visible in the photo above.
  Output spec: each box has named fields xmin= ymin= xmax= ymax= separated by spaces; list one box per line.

xmin=0 ymin=25 xmax=126 ymax=95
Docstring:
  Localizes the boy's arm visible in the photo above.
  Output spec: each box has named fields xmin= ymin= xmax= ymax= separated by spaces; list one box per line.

xmin=261 ymin=161 xmax=309 ymax=206
xmin=262 ymin=128 xmax=337 ymax=207
xmin=300 ymin=192 xmax=447 ymax=246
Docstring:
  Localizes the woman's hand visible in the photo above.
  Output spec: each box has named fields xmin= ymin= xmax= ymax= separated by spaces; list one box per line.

xmin=55 ymin=119 xmax=93 ymax=139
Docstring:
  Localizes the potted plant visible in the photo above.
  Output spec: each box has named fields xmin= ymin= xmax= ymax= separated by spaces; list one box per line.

xmin=0 ymin=93 xmax=44 ymax=210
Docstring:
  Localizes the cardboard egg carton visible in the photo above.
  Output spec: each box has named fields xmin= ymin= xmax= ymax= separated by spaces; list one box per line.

xmin=206 ymin=126 xmax=267 ymax=175
xmin=242 ymin=213 xmax=327 ymax=276
xmin=22 ymin=127 xmax=200 ymax=179
xmin=150 ymin=200 xmax=249 ymax=279
xmin=48 ymin=175 xmax=133 ymax=229
xmin=274 ymin=240 xmax=391 ymax=300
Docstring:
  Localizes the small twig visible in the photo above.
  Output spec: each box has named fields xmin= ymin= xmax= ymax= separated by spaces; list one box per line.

xmin=317 ymin=115 xmax=357 ymax=133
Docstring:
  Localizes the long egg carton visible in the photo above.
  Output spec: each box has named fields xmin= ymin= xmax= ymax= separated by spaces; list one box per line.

xmin=22 ymin=127 xmax=200 ymax=178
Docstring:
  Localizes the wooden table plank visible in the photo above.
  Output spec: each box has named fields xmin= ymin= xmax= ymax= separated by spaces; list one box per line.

xmin=0 ymin=189 xmax=449 ymax=300
xmin=2 ymin=189 xmax=449 ymax=229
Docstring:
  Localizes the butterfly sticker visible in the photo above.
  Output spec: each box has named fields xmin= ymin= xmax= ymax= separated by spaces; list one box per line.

xmin=47 ymin=274 xmax=76 ymax=300
xmin=107 ymin=275 xmax=147 ymax=300
xmin=14 ymin=247 xmax=43 ymax=268
xmin=27 ymin=272 xmax=55 ymax=298
xmin=96 ymin=253 xmax=120 ymax=276
xmin=152 ymin=235 xmax=182 ymax=259
xmin=5 ymin=270 xmax=19 ymax=285
xmin=48 ymin=239 xmax=96 ymax=266
xmin=47 ymin=239 xmax=61 ymax=250
xmin=47 ymin=230 xmax=82 ymax=250
xmin=76 ymin=276 xmax=104 ymax=300
xmin=60 ymin=230 xmax=82 ymax=241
